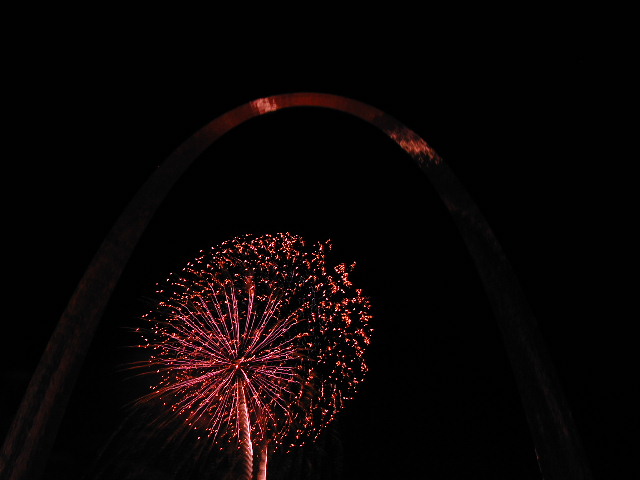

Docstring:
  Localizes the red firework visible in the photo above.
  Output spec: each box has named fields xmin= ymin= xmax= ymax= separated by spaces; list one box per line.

xmin=136 ymin=233 xmax=372 ymax=468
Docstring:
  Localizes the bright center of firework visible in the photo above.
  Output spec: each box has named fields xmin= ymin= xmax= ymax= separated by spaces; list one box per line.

xmin=138 ymin=233 xmax=372 ymax=448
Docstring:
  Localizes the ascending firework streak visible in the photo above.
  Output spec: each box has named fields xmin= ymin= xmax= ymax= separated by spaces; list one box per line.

xmin=135 ymin=233 xmax=372 ymax=480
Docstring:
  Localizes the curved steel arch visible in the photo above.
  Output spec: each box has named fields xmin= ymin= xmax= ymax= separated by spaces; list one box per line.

xmin=0 ymin=93 xmax=591 ymax=480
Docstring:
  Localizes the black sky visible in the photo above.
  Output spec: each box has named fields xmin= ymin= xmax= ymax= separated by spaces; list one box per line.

xmin=2 ymin=20 xmax=633 ymax=479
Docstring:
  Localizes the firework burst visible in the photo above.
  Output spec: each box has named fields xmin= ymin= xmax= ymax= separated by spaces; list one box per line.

xmin=135 ymin=233 xmax=372 ymax=464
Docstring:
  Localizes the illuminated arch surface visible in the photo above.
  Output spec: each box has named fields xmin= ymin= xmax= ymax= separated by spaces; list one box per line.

xmin=0 ymin=93 xmax=591 ymax=480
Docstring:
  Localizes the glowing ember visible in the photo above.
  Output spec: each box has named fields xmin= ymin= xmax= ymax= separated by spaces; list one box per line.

xmin=136 ymin=233 xmax=372 ymax=452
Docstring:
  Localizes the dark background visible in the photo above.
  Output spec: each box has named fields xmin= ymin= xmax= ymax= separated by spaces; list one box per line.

xmin=2 ymin=16 xmax=633 ymax=479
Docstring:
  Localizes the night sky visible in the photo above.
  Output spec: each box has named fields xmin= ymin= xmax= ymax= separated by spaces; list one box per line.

xmin=2 ymin=22 xmax=633 ymax=479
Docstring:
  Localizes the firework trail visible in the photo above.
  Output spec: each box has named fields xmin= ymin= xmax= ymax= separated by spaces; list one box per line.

xmin=135 ymin=233 xmax=372 ymax=478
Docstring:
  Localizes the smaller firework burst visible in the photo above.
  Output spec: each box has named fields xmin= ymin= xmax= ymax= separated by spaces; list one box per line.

xmin=135 ymin=233 xmax=372 ymax=456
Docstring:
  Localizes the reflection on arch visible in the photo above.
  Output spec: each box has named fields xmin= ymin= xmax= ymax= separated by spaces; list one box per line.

xmin=0 ymin=93 xmax=591 ymax=479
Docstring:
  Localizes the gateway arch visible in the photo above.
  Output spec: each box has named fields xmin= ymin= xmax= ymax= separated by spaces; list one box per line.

xmin=1 ymin=93 xmax=591 ymax=480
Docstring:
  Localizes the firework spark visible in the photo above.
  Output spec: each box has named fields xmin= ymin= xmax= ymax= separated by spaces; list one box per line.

xmin=135 ymin=233 xmax=372 ymax=473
